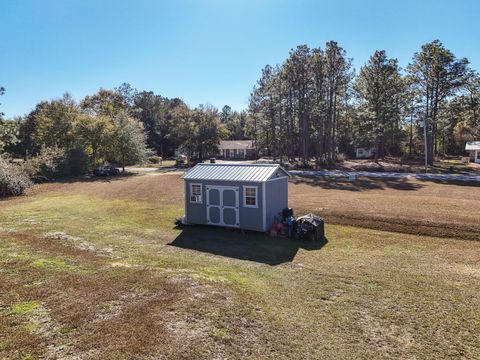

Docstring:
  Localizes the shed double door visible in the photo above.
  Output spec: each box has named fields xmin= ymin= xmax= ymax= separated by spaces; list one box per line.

xmin=206 ymin=185 xmax=239 ymax=227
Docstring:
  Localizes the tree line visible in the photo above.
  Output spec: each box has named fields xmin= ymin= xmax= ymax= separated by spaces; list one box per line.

xmin=0 ymin=85 xmax=246 ymax=169
xmin=250 ymin=40 xmax=478 ymax=166
xmin=1 ymin=39 xmax=479 ymax=175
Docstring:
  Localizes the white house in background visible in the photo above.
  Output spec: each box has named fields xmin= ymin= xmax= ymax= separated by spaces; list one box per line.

xmin=355 ymin=147 xmax=375 ymax=159
xmin=465 ymin=141 xmax=480 ymax=163
xmin=219 ymin=140 xmax=256 ymax=160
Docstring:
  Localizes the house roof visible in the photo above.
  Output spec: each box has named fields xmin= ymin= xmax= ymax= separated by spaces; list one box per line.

xmin=465 ymin=141 xmax=480 ymax=150
xmin=183 ymin=163 xmax=290 ymax=182
xmin=219 ymin=140 xmax=254 ymax=150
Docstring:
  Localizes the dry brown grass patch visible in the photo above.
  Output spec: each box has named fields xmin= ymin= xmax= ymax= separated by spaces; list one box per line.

xmin=290 ymin=176 xmax=480 ymax=240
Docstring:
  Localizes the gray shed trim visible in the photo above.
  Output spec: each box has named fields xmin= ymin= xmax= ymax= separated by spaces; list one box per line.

xmin=183 ymin=163 xmax=290 ymax=182
xmin=184 ymin=181 xmax=188 ymax=219
xmin=262 ymin=182 xmax=266 ymax=230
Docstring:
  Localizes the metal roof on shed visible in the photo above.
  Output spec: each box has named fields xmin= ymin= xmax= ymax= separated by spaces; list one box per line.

xmin=183 ymin=163 xmax=290 ymax=182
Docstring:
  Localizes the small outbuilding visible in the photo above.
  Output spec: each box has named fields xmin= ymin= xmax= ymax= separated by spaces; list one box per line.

xmin=356 ymin=147 xmax=375 ymax=159
xmin=183 ymin=163 xmax=290 ymax=232
xmin=465 ymin=141 xmax=480 ymax=163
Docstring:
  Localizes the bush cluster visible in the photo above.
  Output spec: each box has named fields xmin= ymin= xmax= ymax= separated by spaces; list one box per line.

xmin=0 ymin=146 xmax=91 ymax=198
xmin=147 ymin=155 xmax=162 ymax=164
xmin=22 ymin=146 xmax=90 ymax=183
xmin=0 ymin=157 xmax=32 ymax=197
xmin=23 ymin=147 xmax=66 ymax=182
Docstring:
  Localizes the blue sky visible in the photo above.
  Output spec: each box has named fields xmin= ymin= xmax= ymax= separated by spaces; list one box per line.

xmin=1 ymin=0 xmax=479 ymax=118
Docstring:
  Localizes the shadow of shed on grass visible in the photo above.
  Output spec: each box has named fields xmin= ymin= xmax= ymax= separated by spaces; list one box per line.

xmin=168 ymin=226 xmax=328 ymax=266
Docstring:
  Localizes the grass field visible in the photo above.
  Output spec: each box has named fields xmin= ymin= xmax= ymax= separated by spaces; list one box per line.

xmin=0 ymin=174 xmax=479 ymax=359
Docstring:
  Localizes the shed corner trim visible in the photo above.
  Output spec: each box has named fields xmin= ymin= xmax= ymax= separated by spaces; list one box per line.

xmin=262 ymin=182 xmax=266 ymax=231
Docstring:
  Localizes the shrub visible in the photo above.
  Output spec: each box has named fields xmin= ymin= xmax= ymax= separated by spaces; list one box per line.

xmin=23 ymin=147 xmax=66 ymax=182
xmin=23 ymin=146 xmax=90 ymax=181
xmin=59 ymin=147 xmax=90 ymax=176
xmin=294 ymin=161 xmax=313 ymax=170
xmin=0 ymin=157 xmax=32 ymax=197
xmin=148 ymin=155 xmax=162 ymax=164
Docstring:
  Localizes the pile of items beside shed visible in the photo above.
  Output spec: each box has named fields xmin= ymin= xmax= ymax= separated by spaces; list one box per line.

xmin=269 ymin=208 xmax=325 ymax=241
xmin=181 ymin=163 xmax=325 ymax=241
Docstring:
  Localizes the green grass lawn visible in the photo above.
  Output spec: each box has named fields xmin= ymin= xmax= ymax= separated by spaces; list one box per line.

xmin=0 ymin=175 xmax=479 ymax=359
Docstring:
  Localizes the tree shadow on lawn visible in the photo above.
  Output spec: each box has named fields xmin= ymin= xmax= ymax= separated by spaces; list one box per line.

xmin=291 ymin=176 xmax=424 ymax=192
xmin=53 ymin=172 xmax=137 ymax=184
xmin=168 ymin=226 xmax=328 ymax=266
xmin=417 ymin=178 xmax=480 ymax=188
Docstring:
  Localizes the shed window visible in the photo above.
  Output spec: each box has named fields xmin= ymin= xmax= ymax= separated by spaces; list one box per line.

xmin=190 ymin=183 xmax=202 ymax=203
xmin=243 ymin=186 xmax=257 ymax=208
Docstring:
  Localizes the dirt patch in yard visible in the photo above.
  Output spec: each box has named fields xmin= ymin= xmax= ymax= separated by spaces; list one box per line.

xmin=0 ymin=230 xmax=277 ymax=359
xmin=324 ymin=213 xmax=480 ymax=240
xmin=290 ymin=176 xmax=480 ymax=240
xmin=42 ymin=231 xmax=114 ymax=255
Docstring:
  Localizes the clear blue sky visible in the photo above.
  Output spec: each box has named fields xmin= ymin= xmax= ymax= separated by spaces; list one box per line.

xmin=1 ymin=0 xmax=479 ymax=118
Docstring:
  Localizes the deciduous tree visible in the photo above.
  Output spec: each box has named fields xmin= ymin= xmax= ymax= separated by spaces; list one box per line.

xmin=75 ymin=114 xmax=113 ymax=166
xmin=171 ymin=105 xmax=227 ymax=161
xmin=111 ymin=111 xmax=150 ymax=172
xmin=21 ymin=93 xmax=79 ymax=154
xmin=0 ymin=119 xmax=19 ymax=154
xmin=81 ymin=88 xmax=128 ymax=118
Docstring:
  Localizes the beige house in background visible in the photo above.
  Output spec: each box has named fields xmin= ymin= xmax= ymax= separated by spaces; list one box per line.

xmin=219 ymin=140 xmax=256 ymax=159
xmin=466 ymin=141 xmax=480 ymax=163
